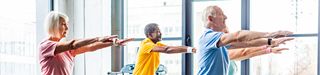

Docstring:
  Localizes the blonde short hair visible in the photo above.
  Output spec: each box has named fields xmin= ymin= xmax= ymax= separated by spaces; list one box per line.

xmin=202 ymin=6 xmax=217 ymax=28
xmin=44 ymin=11 xmax=69 ymax=37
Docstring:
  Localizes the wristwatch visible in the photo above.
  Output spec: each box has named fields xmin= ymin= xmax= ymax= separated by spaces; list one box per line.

xmin=267 ymin=38 xmax=272 ymax=45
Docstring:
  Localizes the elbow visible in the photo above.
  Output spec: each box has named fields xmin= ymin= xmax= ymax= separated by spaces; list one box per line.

xmin=221 ymin=31 xmax=242 ymax=45
xmin=164 ymin=49 xmax=172 ymax=54
xmin=164 ymin=48 xmax=174 ymax=54
xmin=234 ymin=30 xmax=243 ymax=42
xmin=240 ymin=49 xmax=249 ymax=56
xmin=68 ymin=40 xmax=78 ymax=50
xmin=235 ymin=30 xmax=251 ymax=42
xmin=70 ymin=44 xmax=79 ymax=50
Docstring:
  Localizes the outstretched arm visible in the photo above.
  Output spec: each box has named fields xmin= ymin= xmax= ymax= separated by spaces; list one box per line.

xmin=229 ymin=46 xmax=266 ymax=60
xmin=218 ymin=30 xmax=293 ymax=47
xmin=229 ymin=46 xmax=289 ymax=61
xmin=70 ymin=38 xmax=134 ymax=56
xmin=151 ymin=46 xmax=196 ymax=54
xmin=228 ymin=37 xmax=294 ymax=49
xmin=54 ymin=35 xmax=117 ymax=55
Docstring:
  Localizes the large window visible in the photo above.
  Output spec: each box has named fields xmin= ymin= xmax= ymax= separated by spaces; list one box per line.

xmin=124 ymin=0 xmax=183 ymax=75
xmin=0 ymin=0 xmax=36 ymax=75
xmin=250 ymin=0 xmax=318 ymax=75
xmin=192 ymin=0 xmax=241 ymax=75
xmin=82 ymin=0 xmax=112 ymax=74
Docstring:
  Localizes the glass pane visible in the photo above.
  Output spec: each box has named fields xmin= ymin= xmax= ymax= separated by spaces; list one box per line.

xmin=0 ymin=0 xmax=36 ymax=75
xmin=125 ymin=0 xmax=182 ymax=38
xmin=83 ymin=0 xmax=112 ymax=74
xmin=159 ymin=40 xmax=182 ymax=75
xmin=124 ymin=40 xmax=182 ymax=75
xmin=192 ymin=0 xmax=241 ymax=75
xmin=124 ymin=41 xmax=141 ymax=64
xmin=250 ymin=37 xmax=317 ymax=75
xmin=250 ymin=0 xmax=318 ymax=33
xmin=250 ymin=1 xmax=318 ymax=74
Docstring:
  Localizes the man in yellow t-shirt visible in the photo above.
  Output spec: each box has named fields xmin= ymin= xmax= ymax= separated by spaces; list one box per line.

xmin=133 ymin=23 xmax=196 ymax=75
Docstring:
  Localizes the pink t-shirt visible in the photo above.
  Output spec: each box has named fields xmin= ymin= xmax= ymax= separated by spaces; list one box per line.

xmin=39 ymin=39 xmax=75 ymax=75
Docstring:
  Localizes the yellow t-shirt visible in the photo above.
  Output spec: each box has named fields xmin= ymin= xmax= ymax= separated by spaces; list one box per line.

xmin=133 ymin=38 xmax=166 ymax=75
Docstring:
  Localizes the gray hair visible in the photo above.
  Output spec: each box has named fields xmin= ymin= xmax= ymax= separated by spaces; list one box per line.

xmin=44 ymin=11 xmax=69 ymax=37
xmin=202 ymin=6 xmax=217 ymax=28
xmin=144 ymin=23 xmax=159 ymax=37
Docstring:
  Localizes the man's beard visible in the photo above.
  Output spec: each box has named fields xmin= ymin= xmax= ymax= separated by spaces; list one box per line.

xmin=157 ymin=35 xmax=162 ymax=41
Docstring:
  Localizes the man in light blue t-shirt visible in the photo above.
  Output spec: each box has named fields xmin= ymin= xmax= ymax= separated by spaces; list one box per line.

xmin=197 ymin=5 xmax=293 ymax=75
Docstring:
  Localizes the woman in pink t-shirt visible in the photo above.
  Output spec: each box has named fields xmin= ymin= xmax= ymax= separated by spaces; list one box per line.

xmin=39 ymin=11 xmax=133 ymax=75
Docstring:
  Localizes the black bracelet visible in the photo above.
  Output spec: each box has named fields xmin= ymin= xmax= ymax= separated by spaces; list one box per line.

xmin=268 ymin=38 xmax=272 ymax=45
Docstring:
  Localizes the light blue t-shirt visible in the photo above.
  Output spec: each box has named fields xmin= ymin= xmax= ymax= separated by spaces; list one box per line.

xmin=197 ymin=29 xmax=230 ymax=75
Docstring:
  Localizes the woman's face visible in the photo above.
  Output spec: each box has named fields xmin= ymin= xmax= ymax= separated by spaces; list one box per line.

xmin=58 ymin=17 xmax=68 ymax=38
